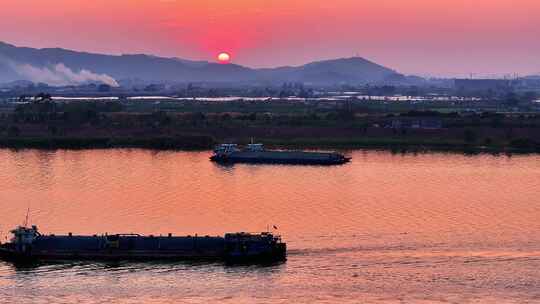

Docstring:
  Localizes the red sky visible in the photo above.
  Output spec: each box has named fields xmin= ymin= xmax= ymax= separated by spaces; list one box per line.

xmin=1 ymin=0 xmax=539 ymax=76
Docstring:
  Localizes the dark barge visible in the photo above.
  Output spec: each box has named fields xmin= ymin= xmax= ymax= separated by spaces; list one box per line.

xmin=0 ymin=226 xmax=286 ymax=263
xmin=210 ymin=143 xmax=351 ymax=165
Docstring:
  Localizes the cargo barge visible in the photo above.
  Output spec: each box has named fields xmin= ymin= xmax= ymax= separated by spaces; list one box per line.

xmin=210 ymin=143 xmax=351 ymax=165
xmin=0 ymin=226 xmax=286 ymax=263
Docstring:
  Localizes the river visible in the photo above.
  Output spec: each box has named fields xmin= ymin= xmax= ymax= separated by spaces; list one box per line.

xmin=0 ymin=149 xmax=539 ymax=303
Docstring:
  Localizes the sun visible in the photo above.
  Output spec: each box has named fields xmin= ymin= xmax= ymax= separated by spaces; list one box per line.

xmin=217 ymin=52 xmax=231 ymax=64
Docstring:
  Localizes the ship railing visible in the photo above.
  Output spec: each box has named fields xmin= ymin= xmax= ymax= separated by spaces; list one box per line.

xmin=225 ymin=232 xmax=283 ymax=243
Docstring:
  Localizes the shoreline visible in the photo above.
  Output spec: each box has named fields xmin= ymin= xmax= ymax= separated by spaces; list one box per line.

xmin=1 ymin=136 xmax=538 ymax=154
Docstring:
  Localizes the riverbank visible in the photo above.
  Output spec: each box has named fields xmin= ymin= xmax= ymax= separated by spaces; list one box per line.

xmin=1 ymin=135 xmax=538 ymax=154
xmin=2 ymin=104 xmax=539 ymax=153
xmin=260 ymin=137 xmax=540 ymax=154
xmin=0 ymin=135 xmax=214 ymax=150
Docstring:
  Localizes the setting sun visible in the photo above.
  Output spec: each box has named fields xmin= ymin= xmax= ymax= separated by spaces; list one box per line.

xmin=217 ymin=52 xmax=231 ymax=64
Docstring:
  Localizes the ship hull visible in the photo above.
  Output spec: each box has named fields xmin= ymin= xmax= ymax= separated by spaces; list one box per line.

xmin=0 ymin=250 xmax=224 ymax=262
xmin=226 ymin=243 xmax=286 ymax=264
xmin=211 ymin=151 xmax=350 ymax=165
xmin=0 ymin=249 xmax=285 ymax=264
xmin=0 ymin=233 xmax=286 ymax=264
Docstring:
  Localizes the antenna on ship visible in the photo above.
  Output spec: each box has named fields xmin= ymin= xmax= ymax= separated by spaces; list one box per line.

xmin=266 ymin=224 xmax=278 ymax=233
xmin=24 ymin=206 xmax=30 ymax=227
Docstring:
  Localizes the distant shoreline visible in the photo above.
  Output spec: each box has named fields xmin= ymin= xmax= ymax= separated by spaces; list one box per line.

xmin=1 ymin=136 xmax=538 ymax=154
xmin=2 ymin=100 xmax=539 ymax=154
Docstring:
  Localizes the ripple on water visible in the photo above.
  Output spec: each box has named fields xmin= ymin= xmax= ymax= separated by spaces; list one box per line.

xmin=0 ymin=149 xmax=539 ymax=303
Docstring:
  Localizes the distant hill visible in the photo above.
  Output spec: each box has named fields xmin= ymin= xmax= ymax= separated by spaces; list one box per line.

xmin=0 ymin=41 xmax=401 ymax=86
xmin=258 ymin=57 xmax=399 ymax=84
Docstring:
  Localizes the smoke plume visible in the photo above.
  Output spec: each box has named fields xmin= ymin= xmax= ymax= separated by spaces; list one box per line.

xmin=13 ymin=62 xmax=119 ymax=87
xmin=0 ymin=55 xmax=119 ymax=87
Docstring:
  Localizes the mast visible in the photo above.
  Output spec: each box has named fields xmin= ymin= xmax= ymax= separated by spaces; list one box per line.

xmin=24 ymin=207 xmax=30 ymax=227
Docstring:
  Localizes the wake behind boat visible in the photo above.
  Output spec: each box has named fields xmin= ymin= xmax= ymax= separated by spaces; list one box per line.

xmin=210 ymin=143 xmax=351 ymax=165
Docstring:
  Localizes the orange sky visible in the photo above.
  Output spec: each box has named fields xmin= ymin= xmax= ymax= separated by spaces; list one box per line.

xmin=1 ymin=0 xmax=539 ymax=76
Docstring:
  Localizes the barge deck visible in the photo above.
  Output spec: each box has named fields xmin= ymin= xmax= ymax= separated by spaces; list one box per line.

xmin=210 ymin=143 xmax=350 ymax=165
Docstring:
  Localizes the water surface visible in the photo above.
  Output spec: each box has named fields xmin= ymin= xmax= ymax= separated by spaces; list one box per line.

xmin=0 ymin=149 xmax=539 ymax=303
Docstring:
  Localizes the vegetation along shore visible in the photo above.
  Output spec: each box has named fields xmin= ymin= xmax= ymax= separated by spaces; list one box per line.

xmin=0 ymin=96 xmax=539 ymax=153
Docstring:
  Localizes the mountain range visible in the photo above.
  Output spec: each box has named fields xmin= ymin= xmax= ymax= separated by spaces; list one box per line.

xmin=0 ymin=41 xmax=403 ymax=86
